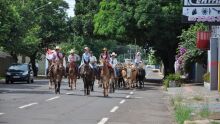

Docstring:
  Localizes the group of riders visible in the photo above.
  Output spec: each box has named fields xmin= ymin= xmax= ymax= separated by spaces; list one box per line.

xmin=46 ymin=45 xmax=145 ymax=95
xmin=46 ymin=46 xmax=143 ymax=78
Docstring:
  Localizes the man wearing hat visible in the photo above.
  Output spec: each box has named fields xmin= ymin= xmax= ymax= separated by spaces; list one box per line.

xmin=89 ymin=51 xmax=98 ymax=75
xmin=48 ymin=46 xmax=64 ymax=76
xmin=110 ymin=52 xmax=119 ymax=77
xmin=66 ymin=49 xmax=79 ymax=75
xmin=135 ymin=51 xmax=142 ymax=67
xmin=79 ymin=47 xmax=93 ymax=69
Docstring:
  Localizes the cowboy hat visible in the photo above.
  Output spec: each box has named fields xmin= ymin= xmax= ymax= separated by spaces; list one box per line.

xmin=102 ymin=47 xmax=107 ymax=51
xmin=55 ymin=46 xmax=61 ymax=50
xmin=69 ymin=49 xmax=75 ymax=53
xmin=84 ymin=47 xmax=89 ymax=51
xmin=111 ymin=52 xmax=117 ymax=56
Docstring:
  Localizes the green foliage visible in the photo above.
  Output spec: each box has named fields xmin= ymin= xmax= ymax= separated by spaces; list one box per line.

xmin=178 ymin=23 xmax=208 ymax=73
xmin=175 ymin=104 xmax=192 ymax=124
xmin=199 ymin=105 xmax=210 ymax=118
xmin=203 ymin=72 xmax=210 ymax=82
xmin=163 ymin=73 xmax=182 ymax=89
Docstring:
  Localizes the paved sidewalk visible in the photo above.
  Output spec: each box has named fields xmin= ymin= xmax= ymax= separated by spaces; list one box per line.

xmin=167 ymin=85 xmax=220 ymax=113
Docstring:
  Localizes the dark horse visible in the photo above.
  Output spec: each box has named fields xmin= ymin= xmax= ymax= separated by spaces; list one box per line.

xmin=80 ymin=62 xmax=94 ymax=95
xmin=137 ymin=67 xmax=146 ymax=88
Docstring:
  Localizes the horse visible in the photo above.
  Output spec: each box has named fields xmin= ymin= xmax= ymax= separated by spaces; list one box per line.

xmin=67 ymin=62 xmax=77 ymax=90
xmin=80 ymin=62 xmax=94 ymax=95
xmin=51 ymin=60 xmax=64 ymax=94
xmin=114 ymin=63 xmax=124 ymax=89
xmin=137 ymin=66 xmax=146 ymax=88
xmin=100 ymin=60 xmax=113 ymax=97
xmin=130 ymin=65 xmax=138 ymax=88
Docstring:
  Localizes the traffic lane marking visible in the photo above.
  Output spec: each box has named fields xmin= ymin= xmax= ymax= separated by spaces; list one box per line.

xmin=120 ymin=99 xmax=126 ymax=104
xmin=97 ymin=117 xmax=109 ymax=124
xmin=46 ymin=96 xmax=60 ymax=101
xmin=18 ymin=102 xmax=38 ymax=109
xmin=110 ymin=106 xmax=119 ymax=113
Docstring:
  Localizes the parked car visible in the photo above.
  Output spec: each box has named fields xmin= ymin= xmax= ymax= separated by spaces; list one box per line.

xmin=5 ymin=63 xmax=34 ymax=83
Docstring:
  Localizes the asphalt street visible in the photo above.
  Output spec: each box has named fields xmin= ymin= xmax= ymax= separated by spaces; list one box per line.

xmin=0 ymin=69 xmax=172 ymax=124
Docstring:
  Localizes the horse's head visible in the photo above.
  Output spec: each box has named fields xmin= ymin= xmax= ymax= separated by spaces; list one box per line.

xmin=69 ymin=61 xmax=75 ymax=68
xmin=83 ymin=64 xmax=93 ymax=76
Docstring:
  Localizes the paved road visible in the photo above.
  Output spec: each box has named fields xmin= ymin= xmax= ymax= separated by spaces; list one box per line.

xmin=0 ymin=69 xmax=172 ymax=124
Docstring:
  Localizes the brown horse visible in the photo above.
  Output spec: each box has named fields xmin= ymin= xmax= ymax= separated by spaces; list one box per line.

xmin=100 ymin=61 xmax=113 ymax=97
xmin=68 ymin=62 xmax=77 ymax=90
xmin=80 ymin=63 xmax=94 ymax=95
xmin=51 ymin=60 xmax=64 ymax=94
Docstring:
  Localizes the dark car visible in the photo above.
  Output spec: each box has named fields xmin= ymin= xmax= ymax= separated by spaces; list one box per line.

xmin=5 ymin=63 xmax=34 ymax=84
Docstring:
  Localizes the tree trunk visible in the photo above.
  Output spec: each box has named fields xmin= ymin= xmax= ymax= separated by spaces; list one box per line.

xmin=29 ymin=51 xmax=38 ymax=77
xmin=162 ymin=55 xmax=175 ymax=76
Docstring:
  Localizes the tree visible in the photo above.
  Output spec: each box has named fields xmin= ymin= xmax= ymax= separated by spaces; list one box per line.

xmin=0 ymin=0 xmax=69 ymax=76
xmin=94 ymin=0 xmax=185 ymax=75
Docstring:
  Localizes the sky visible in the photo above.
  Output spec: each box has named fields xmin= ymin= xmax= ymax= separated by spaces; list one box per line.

xmin=64 ymin=0 xmax=75 ymax=17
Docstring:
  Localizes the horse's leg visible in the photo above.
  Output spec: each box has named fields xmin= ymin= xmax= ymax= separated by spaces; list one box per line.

xmin=58 ymin=80 xmax=61 ymax=94
xmin=103 ymin=80 xmax=106 ymax=97
xmin=106 ymin=80 xmax=109 ymax=96
xmin=74 ymin=77 xmax=76 ymax=90
xmin=68 ymin=76 xmax=71 ymax=88
xmin=54 ymin=79 xmax=57 ymax=94
xmin=83 ymin=79 xmax=86 ymax=95
xmin=70 ymin=77 xmax=73 ymax=90
xmin=87 ymin=79 xmax=90 ymax=95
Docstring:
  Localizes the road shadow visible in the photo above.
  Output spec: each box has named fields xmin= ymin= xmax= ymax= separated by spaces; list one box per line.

xmin=0 ymin=83 xmax=41 ymax=90
xmin=0 ymin=90 xmax=53 ymax=94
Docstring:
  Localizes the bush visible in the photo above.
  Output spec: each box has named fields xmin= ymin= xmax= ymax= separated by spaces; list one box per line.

xmin=175 ymin=104 xmax=192 ymax=124
xmin=163 ymin=73 xmax=182 ymax=89
xmin=203 ymin=72 xmax=210 ymax=82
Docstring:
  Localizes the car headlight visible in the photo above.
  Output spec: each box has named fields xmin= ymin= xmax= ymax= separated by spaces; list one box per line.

xmin=6 ymin=72 xmax=11 ymax=75
xmin=22 ymin=71 xmax=28 ymax=76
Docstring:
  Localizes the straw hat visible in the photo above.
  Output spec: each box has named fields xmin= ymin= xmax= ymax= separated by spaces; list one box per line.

xmin=69 ymin=49 xmax=75 ymax=53
xmin=55 ymin=46 xmax=61 ymax=50
xmin=84 ymin=47 xmax=89 ymax=51
xmin=111 ymin=52 xmax=117 ymax=56
xmin=102 ymin=47 xmax=107 ymax=51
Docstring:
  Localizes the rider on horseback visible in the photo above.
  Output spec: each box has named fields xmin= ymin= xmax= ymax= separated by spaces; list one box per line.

xmin=89 ymin=51 xmax=98 ymax=75
xmin=79 ymin=47 xmax=93 ymax=70
xmin=134 ymin=51 xmax=142 ymax=67
xmin=48 ymin=46 xmax=64 ymax=76
xmin=66 ymin=49 xmax=79 ymax=76
xmin=110 ymin=52 xmax=119 ymax=77
xmin=99 ymin=48 xmax=111 ymax=67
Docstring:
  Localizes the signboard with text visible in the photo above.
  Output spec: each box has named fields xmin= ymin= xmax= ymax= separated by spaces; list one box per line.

xmin=182 ymin=0 xmax=220 ymax=24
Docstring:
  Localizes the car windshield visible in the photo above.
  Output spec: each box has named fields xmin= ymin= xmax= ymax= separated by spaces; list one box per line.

xmin=8 ymin=64 xmax=28 ymax=71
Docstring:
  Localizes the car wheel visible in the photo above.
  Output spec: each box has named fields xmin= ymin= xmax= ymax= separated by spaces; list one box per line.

xmin=27 ymin=78 xmax=31 ymax=83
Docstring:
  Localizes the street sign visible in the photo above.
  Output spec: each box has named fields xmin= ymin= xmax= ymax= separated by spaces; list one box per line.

xmin=182 ymin=0 xmax=220 ymax=24
xmin=184 ymin=0 xmax=220 ymax=6
xmin=182 ymin=7 xmax=220 ymax=23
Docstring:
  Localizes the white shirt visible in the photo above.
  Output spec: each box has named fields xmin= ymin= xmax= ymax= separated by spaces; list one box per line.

xmin=90 ymin=55 xmax=97 ymax=64
xmin=110 ymin=57 xmax=118 ymax=68
xmin=135 ymin=54 xmax=141 ymax=64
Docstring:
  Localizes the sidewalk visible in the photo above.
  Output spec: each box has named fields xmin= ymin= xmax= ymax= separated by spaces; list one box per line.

xmin=166 ymin=83 xmax=220 ymax=123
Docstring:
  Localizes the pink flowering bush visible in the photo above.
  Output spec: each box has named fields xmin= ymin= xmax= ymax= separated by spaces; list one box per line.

xmin=175 ymin=45 xmax=187 ymax=74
